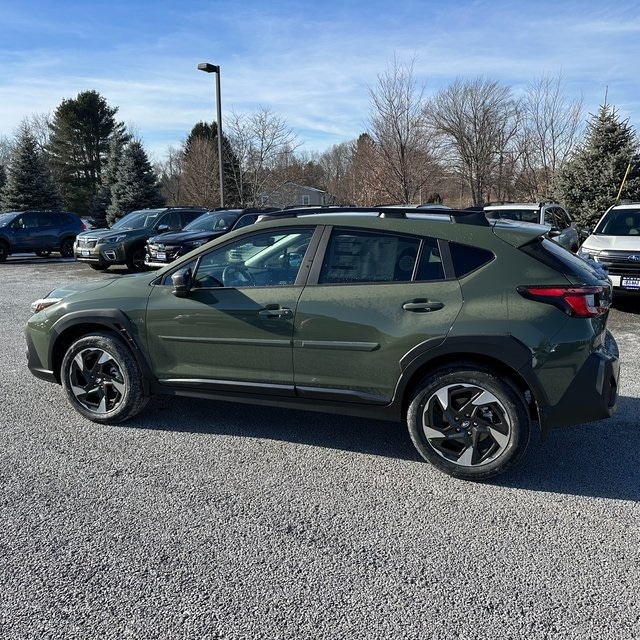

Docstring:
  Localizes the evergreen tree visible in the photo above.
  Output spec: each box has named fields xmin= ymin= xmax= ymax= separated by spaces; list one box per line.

xmin=182 ymin=121 xmax=242 ymax=207
xmin=106 ymin=141 xmax=164 ymax=224
xmin=48 ymin=90 xmax=124 ymax=215
xmin=89 ymin=129 xmax=130 ymax=225
xmin=554 ymin=104 xmax=640 ymax=228
xmin=1 ymin=125 xmax=60 ymax=211
xmin=0 ymin=163 xmax=6 ymax=196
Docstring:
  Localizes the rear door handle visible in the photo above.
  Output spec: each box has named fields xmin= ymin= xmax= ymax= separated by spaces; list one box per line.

xmin=402 ymin=300 xmax=444 ymax=312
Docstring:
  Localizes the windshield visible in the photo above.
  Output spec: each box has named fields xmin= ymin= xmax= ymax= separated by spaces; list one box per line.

xmin=183 ymin=211 xmax=240 ymax=232
xmin=0 ymin=212 xmax=18 ymax=226
xmin=111 ymin=210 xmax=163 ymax=230
xmin=595 ymin=208 xmax=640 ymax=236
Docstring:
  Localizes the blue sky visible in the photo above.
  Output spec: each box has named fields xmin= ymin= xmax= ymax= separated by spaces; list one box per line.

xmin=1 ymin=0 xmax=639 ymax=161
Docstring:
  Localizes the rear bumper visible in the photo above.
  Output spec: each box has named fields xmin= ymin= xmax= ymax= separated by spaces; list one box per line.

xmin=539 ymin=333 xmax=620 ymax=430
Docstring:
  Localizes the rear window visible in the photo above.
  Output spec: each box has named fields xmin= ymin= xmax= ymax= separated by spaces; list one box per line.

xmin=520 ymin=238 xmax=600 ymax=280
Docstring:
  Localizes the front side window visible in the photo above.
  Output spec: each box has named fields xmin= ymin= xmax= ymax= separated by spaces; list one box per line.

xmin=191 ymin=228 xmax=315 ymax=288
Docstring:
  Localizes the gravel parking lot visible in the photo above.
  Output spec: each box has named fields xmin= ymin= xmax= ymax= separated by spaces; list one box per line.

xmin=1 ymin=257 xmax=639 ymax=640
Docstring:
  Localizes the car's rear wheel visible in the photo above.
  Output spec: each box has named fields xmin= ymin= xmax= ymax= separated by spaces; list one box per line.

xmin=59 ymin=237 xmax=74 ymax=258
xmin=126 ymin=246 xmax=148 ymax=272
xmin=0 ymin=241 xmax=8 ymax=262
xmin=407 ymin=367 xmax=530 ymax=481
xmin=61 ymin=332 xmax=149 ymax=424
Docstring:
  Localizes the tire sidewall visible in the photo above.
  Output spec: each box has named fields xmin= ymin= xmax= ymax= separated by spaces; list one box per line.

xmin=407 ymin=368 xmax=530 ymax=480
xmin=61 ymin=332 xmax=146 ymax=424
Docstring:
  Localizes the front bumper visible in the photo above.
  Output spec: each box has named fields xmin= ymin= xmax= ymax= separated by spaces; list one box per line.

xmin=75 ymin=241 xmax=126 ymax=266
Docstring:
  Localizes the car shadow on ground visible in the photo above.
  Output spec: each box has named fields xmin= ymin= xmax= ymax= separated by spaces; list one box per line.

xmin=124 ymin=393 xmax=640 ymax=502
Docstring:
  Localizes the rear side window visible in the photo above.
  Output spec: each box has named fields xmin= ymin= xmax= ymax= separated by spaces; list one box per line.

xmin=449 ymin=242 xmax=494 ymax=277
xmin=319 ymin=229 xmax=421 ymax=284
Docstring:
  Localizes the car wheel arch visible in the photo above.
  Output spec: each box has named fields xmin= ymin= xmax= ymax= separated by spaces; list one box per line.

xmin=49 ymin=310 xmax=153 ymax=389
xmin=395 ymin=344 xmax=543 ymax=430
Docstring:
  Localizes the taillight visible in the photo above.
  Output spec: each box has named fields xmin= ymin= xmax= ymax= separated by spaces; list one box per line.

xmin=517 ymin=286 xmax=609 ymax=318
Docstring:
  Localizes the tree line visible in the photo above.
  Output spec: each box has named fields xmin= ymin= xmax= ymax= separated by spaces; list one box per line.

xmin=1 ymin=61 xmax=640 ymax=229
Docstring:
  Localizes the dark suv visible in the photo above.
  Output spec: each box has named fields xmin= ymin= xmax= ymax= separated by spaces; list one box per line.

xmin=74 ymin=206 xmax=207 ymax=272
xmin=0 ymin=210 xmax=84 ymax=262
xmin=26 ymin=206 xmax=619 ymax=480
xmin=145 ymin=208 xmax=280 ymax=268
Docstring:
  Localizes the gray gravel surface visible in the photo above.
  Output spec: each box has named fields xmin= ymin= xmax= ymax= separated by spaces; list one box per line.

xmin=1 ymin=258 xmax=639 ymax=640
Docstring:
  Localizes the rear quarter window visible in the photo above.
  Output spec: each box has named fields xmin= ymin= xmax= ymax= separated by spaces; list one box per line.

xmin=449 ymin=242 xmax=494 ymax=277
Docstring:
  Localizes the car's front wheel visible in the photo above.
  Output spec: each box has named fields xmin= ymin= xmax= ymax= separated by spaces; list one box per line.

xmin=407 ymin=367 xmax=530 ymax=481
xmin=61 ymin=332 xmax=149 ymax=424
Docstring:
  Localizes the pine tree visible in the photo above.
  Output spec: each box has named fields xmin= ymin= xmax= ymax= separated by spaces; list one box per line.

xmin=554 ymin=104 xmax=640 ymax=228
xmin=106 ymin=141 xmax=164 ymax=224
xmin=181 ymin=121 xmax=242 ymax=207
xmin=89 ymin=129 xmax=130 ymax=225
xmin=48 ymin=90 xmax=124 ymax=215
xmin=1 ymin=125 xmax=60 ymax=211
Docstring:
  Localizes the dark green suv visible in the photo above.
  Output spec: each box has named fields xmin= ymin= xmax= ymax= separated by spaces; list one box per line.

xmin=73 ymin=206 xmax=207 ymax=272
xmin=26 ymin=207 xmax=620 ymax=480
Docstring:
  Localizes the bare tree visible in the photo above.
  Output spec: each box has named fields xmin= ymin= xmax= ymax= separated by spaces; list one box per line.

xmin=317 ymin=141 xmax=357 ymax=204
xmin=157 ymin=145 xmax=184 ymax=206
xmin=181 ymin=136 xmax=218 ymax=207
xmin=427 ymin=77 xmax=519 ymax=205
xmin=227 ymin=107 xmax=300 ymax=206
xmin=517 ymin=75 xmax=583 ymax=199
xmin=367 ymin=57 xmax=438 ymax=204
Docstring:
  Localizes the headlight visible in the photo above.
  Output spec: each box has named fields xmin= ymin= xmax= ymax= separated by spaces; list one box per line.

xmin=30 ymin=297 xmax=62 ymax=314
xmin=577 ymin=246 xmax=600 ymax=260
xmin=101 ymin=235 xmax=127 ymax=244
xmin=184 ymin=239 xmax=208 ymax=249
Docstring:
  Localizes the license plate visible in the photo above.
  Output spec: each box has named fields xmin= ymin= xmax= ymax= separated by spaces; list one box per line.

xmin=81 ymin=249 xmax=90 ymax=257
xmin=157 ymin=252 xmax=166 ymax=261
xmin=621 ymin=277 xmax=640 ymax=289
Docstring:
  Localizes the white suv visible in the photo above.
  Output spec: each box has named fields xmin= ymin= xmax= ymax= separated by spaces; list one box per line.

xmin=484 ymin=201 xmax=580 ymax=252
xmin=578 ymin=201 xmax=640 ymax=293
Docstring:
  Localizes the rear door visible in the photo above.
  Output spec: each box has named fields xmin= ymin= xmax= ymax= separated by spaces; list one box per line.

xmin=293 ymin=227 xmax=464 ymax=404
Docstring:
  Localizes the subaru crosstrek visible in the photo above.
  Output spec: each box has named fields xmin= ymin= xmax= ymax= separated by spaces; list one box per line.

xmin=26 ymin=206 xmax=620 ymax=480
xmin=74 ymin=206 xmax=207 ymax=272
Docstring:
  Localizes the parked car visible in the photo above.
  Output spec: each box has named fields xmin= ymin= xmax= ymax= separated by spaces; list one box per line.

xmin=483 ymin=201 xmax=580 ymax=252
xmin=26 ymin=206 xmax=619 ymax=481
xmin=578 ymin=201 xmax=640 ymax=294
xmin=74 ymin=207 xmax=207 ymax=272
xmin=145 ymin=208 xmax=279 ymax=268
xmin=0 ymin=210 xmax=84 ymax=262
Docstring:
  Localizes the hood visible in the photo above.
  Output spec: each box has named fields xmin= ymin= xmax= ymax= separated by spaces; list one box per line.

xmin=581 ymin=234 xmax=640 ymax=252
xmin=148 ymin=229 xmax=225 ymax=244
xmin=31 ymin=276 xmax=120 ymax=314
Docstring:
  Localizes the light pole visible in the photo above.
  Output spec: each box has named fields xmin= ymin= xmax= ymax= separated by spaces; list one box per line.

xmin=197 ymin=62 xmax=225 ymax=208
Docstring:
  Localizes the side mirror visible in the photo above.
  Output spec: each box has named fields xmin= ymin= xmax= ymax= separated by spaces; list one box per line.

xmin=156 ymin=224 xmax=170 ymax=232
xmin=547 ymin=227 xmax=562 ymax=237
xmin=171 ymin=268 xmax=193 ymax=298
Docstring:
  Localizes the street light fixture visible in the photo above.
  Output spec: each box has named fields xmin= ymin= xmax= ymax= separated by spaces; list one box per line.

xmin=197 ymin=62 xmax=225 ymax=208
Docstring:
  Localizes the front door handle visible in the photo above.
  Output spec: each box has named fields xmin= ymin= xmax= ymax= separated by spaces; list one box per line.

xmin=402 ymin=299 xmax=444 ymax=312
xmin=259 ymin=305 xmax=293 ymax=318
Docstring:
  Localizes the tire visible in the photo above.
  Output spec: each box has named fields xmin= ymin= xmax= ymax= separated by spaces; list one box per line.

xmin=126 ymin=246 xmax=148 ymax=272
xmin=407 ymin=367 xmax=530 ymax=481
xmin=89 ymin=264 xmax=109 ymax=271
xmin=35 ymin=249 xmax=52 ymax=257
xmin=61 ymin=332 xmax=149 ymax=424
xmin=59 ymin=237 xmax=75 ymax=258
xmin=0 ymin=241 xmax=8 ymax=262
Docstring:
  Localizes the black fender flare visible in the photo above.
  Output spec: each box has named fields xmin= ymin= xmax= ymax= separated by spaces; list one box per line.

xmin=48 ymin=309 xmax=154 ymax=390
